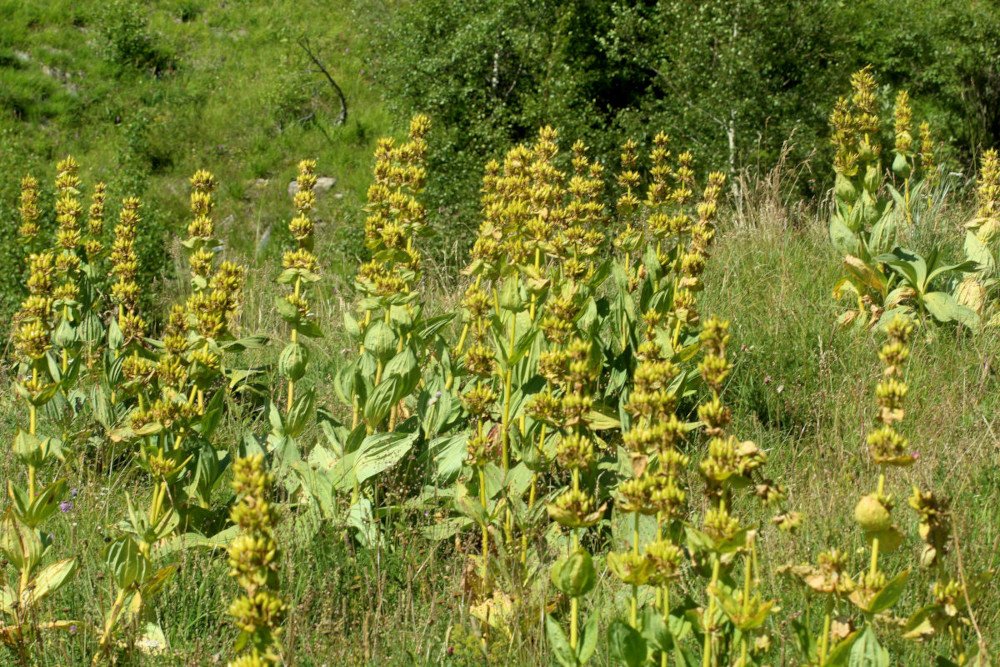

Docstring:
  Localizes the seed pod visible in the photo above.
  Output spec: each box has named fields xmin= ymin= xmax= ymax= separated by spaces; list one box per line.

xmin=854 ymin=493 xmax=891 ymax=532
xmin=892 ymin=152 xmax=912 ymax=179
xmin=834 ymin=173 xmax=858 ymax=204
xmin=863 ymin=164 xmax=881 ymax=193
xmin=278 ymin=342 xmax=308 ymax=381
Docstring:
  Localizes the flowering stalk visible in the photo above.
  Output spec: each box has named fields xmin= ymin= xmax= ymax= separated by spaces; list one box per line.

xmin=542 ymin=337 xmax=602 ymax=664
xmin=184 ymin=169 xmax=219 ymax=292
xmin=278 ymin=160 xmax=319 ymax=417
xmin=18 ymin=175 xmax=42 ymax=252
xmin=955 ymin=149 xmax=999 ymax=318
xmin=352 ymin=116 xmax=429 ymax=433
xmin=460 ymin=282 xmax=496 ymax=589
xmin=918 ymin=122 xmax=938 ymax=208
xmin=52 ymin=157 xmax=84 ymax=377
xmin=109 ymin=196 xmax=148 ymax=387
xmin=892 ymin=91 xmax=915 ymax=225
xmin=227 ymin=454 xmax=287 ymax=666
xmin=2 ymin=252 xmax=77 ymax=660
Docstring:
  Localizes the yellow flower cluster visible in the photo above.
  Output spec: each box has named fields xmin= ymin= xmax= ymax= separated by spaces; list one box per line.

xmin=228 ymin=454 xmax=286 ymax=666
xmin=84 ymin=182 xmax=107 ymax=260
xmin=830 ymin=66 xmax=880 ymax=179
xmin=14 ymin=253 xmax=55 ymax=363
xmin=894 ymin=90 xmax=914 ymax=155
xmin=358 ymin=115 xmax=429 ymax=299
xmin=53 ymin=156 xmax=83 ymax=305
xmin=867 ymin=316 xmax=915 ymax=466
xmin=187 ymin=169 xmax=219 ymax=286
xmin=18 ymin=175 xmax=41 ymax=242
xmin=609 ymin=312 xmax=688 ymax=596
xmin=919 ymin=122 xmax=938 ymax=188
xmin=955 ymin=149 xmax=999 ymax=314
xmin=110 ymin=197 xmax=144 ymax=334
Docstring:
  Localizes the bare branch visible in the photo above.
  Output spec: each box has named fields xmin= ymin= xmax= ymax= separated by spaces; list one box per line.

xmin=298 ymin=37 xmax=347 ymax=126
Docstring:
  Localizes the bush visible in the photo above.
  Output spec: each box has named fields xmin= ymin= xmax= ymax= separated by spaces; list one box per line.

xmin=363 ymin=0 xmax=1000 ymax=256
xmin=100 ymin=0 xmax=174 ymax=75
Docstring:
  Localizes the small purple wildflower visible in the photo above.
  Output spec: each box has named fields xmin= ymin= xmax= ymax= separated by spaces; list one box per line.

xmin=59 ymin=500 xmax=73 ymax=513
xmin=70 ymin=487 xmax=78 ymax=498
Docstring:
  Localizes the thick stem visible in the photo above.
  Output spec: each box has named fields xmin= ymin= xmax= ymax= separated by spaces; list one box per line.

xmin=869 ymin=473 xmax=886 ymax=577
xmin=478 ymin=464 xmax=489 ymax=586
xmin=702 ymin=556 xmax=721 ymax=667
xmin=661 ymin=583 xmax=670 ymax=667
xmin=631 ymin=510 xmax=640 ymax=628
xmin=739 ymin=544 xmax=753 ymax=666
xmin=501 ymin=310 xmax=516 ymax=543
xmin=93 ymin=587 xmax=128 ymax=665
xmin=818 ymin=599 xmax=833 ymax=666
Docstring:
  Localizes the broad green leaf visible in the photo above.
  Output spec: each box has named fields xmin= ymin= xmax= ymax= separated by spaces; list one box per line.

xmin=825 ymin=630 xmax=860 ymax=667
xmin=965 ymin=231 xmax=994 ymax=271
xmin=843 ymin=255 xmax=887 ymax=297
xmin=868 ymin=569 xmax=910 ymax=614
xmin=428 ymin=433 xmax=468 ymax=482
xmin=830 ymin=216 xmax=860 ymax=256
xmin=27 ymin=558 xmax=77 ymax=604
xmin=415 ymin=314 xmax=454 ymax=340
xmin=923 ymin=292 xmax=979 ymax=328
xmin=286 ymin=388 xmax=316 ymax=437
xmin=0 ymin=583 xmax=13 ymax=616
xmin=106 ymin=537 xmax=149 ymax=590
xmin=421 ymin=517 xmax=470 ymax=541
xmin=586 ymin=405 xmax=620 ymax=431
xmin=551 ymin=548 xmax=596 ymax=597
xmin=848 ymin=625 xmax=889 ymax=667
xmin=578 ymin=612 xmax=599 ymax=663
xmin=155 ymin=528 xmax=237 ymax=560
xmin=0 ymin=511 xmax=43 ymax=572
xmin=344 ymin=311 xmax=361 ymax=337
xmin=22 ymin=479 xmax=68 ymax=528
xmin=349 ymin=499 xmax=378 ymax=548
xmin=868 ymin=211 xmax=896 ymax=255
xmin=353 ymin=430 xmax=419 ymax=485
xmin=608 ymin=620 xmax=647 ymax=667
xmin=546 ymin=615 xmax=577 ymax=667
xmin=363 ymin=375 xmax=401 ymax=426
xmin=363 ymin=320 xmax=396 ymax=359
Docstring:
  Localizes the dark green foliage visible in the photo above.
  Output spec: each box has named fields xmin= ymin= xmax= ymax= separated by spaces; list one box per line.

xmin=364 ymin=0 xmax=1000 ymax=251
xmin=363 ymin=0 xmax=624 ymax=255
xmin=100 ymin=0 xmax=175 ymax=75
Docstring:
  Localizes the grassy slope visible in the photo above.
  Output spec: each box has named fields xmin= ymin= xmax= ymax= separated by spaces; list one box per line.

xmin=0 ymin=0 xmax=394 ymax=281
xmin=0 ymin=3 xmax=997 ymax=666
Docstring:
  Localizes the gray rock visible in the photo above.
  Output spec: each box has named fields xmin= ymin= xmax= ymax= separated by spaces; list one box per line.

xmin=288 ymin=176 xmax=336 ymax=198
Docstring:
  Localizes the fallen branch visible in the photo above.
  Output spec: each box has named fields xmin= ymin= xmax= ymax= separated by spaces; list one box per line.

xmin=298 ymin=37 xmax=347 ymax=126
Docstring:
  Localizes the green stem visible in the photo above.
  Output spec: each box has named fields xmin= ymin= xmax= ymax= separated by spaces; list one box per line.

xmin=818 ymin=599 xmax=833 ymax=666
xmin=287 ymin=278 xmax=302 ymax=416
xmin=93 ymin=587 xmax=128 ymax=665
xmin=631 ymin=510 xmax=640 ymax=628
xmin=501 ymin=309 xmax=516 ymax=544
xmin=521 ymin=423 xmax=545 ymax=565
xmin=870 ymin=473 xmax=886 ymax=578
xmin=702 ymin=556 xmax=721 ymax=667
xmin=661 ymin=583 xmax=670 ymax=667
xmin=739 ymin=542 xmax=753 ymax=667
xmin=479 ymin=464 xmax=489 ymax=586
